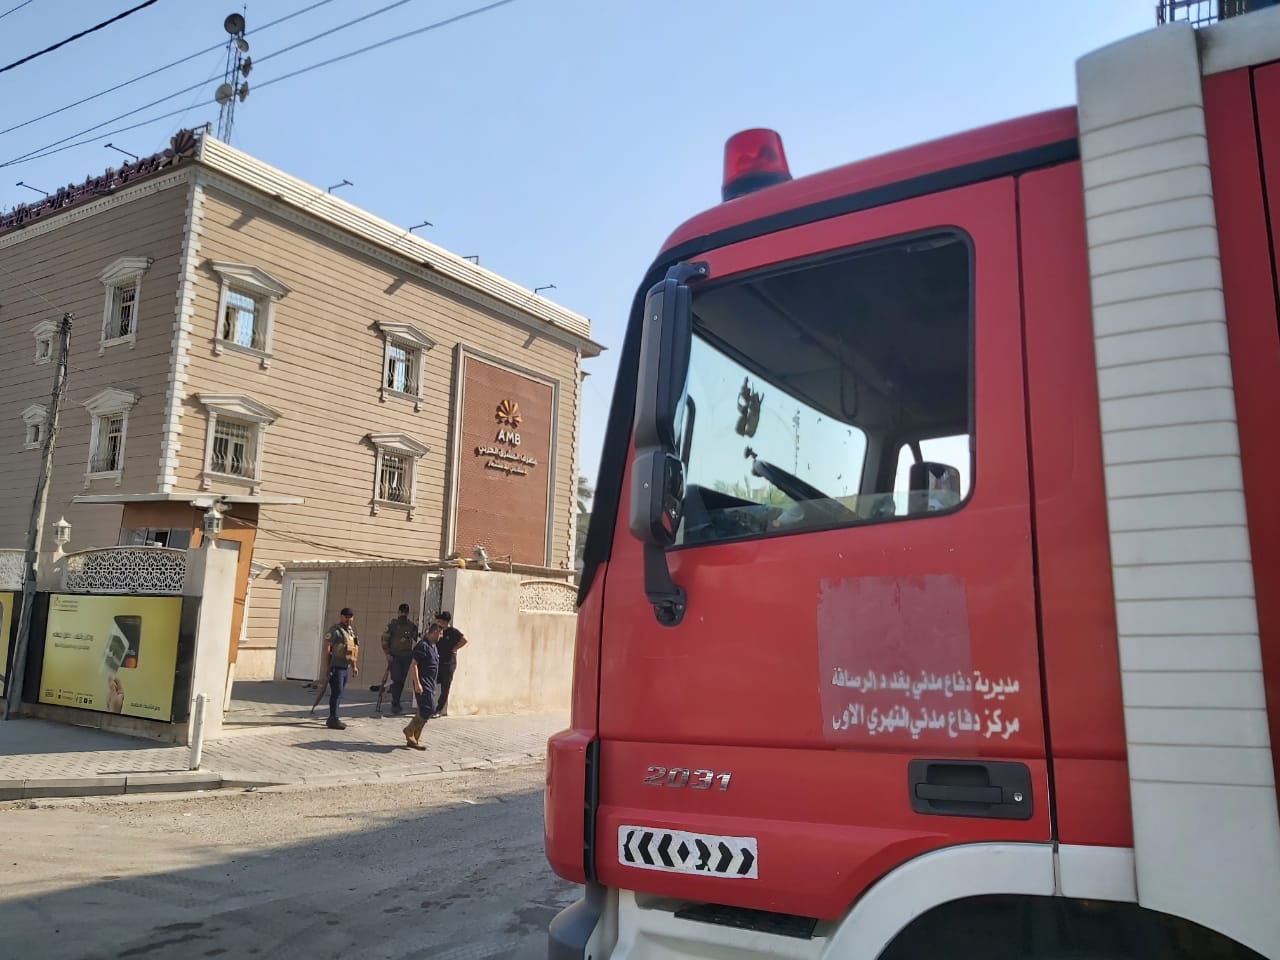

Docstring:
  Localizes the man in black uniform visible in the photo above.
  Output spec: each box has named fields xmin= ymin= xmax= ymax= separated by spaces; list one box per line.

xmin=380 ymin=603 xmax=419 ymax=716
xmin=322 ymin=607 xmax=359 ymax=730
xmin=432 ymin=610 xmax=468 ymax=718
xmin=403 ymin=622 xmax=441 ymax=749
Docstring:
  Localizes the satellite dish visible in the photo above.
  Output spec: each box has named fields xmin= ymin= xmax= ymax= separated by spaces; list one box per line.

xmin=240 ymin=56 xmax=252 ymax=77
xmin=235 ymin=37 xmax=249 ymax=53
xmin=214 ymin=83 xmax=234 ymax=105
xmin=224 ymin=13 xmax=245 ymax=35
xmin=237 ymin=82 xmax=250 ymax=103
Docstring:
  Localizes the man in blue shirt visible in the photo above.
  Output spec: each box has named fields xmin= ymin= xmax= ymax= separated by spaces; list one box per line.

xmin=403 ymin=622 xmax=441 ymax=750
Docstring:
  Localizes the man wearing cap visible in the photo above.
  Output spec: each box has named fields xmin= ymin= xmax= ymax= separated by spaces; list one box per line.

xmin=323 ymin=607 xmax=359 ymax=730
xmin=380 ymin=602 xmax=419 ymax=716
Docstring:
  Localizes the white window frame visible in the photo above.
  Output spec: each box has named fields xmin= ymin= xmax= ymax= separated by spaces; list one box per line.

xmin=22 ymin=404 xmax=47 ymax=450
xmin=367 ymin=432 xmax=429 ymax=518
xmin=376 ymin=321 xmax=435 ymax=412
xmin=99 ymin=256 xmax=152 ymax=353
xmin=210 ymin=262 xmax=290 ymax=369
xmin=83 ymin=388 xmax=137 ymax=485
xmin=209 ymin=416 xmax=258 ymax=481
xmin=32 ymin=319 xmax=56 ymax=364
xmin=197 ymin=393 xmax=281 ymax=495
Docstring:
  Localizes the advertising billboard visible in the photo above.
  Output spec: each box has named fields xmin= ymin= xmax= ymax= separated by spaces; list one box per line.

xmin=0 ymin=591 xmax=13 ymax=698
xmin=39 ymin=594 xmax=184 ymax=722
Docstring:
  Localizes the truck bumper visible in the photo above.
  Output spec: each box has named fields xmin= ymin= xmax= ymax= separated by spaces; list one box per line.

xmin=548 ymin=884 xmax=607 ymax=960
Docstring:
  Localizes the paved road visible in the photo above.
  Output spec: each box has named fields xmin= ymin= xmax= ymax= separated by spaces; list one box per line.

xmin=0 ymin=764 xmax=575 ymax=960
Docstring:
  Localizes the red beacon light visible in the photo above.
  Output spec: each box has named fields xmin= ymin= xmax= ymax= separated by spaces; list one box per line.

xmin=721 ymin=128 xmax=791 ymax=202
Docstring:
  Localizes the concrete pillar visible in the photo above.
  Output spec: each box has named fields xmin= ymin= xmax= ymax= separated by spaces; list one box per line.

xmin=183 ymin=543 xmax=238 ymax=742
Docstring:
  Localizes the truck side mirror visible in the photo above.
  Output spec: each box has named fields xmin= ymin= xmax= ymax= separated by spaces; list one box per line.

xmin=630 ymin=449 xmax=685 ymax=546
xmin=628 ymin=261 xmax=707 ymax=624
xmin=908 ymin=461 xmax=963 ymax=515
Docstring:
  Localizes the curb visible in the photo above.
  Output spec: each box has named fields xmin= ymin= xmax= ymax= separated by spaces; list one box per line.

xmin=2 ymin=751 xmax=545 ymax=800
xmin=1 ymin=771 xmax=225 ymax=800
xmin=225 ymin=751 xmax=545 ymax=789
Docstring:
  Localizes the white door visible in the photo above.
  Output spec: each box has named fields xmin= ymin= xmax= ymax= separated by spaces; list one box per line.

xmin=282 ymin=577 xmax=326 ymax=680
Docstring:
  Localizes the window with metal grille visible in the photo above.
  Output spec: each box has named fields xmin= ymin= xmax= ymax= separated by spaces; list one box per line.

xmin=379 ymin=452 xmax=410 ymax=503
xmin=220 ymin=290 xmax=265 ymax=350
xmin=1156 ymin=0 xmax=1271 ymax=24
xmin=385 ymin=344 xmax=419 ymax=396
xmin=211 ymin=418 xmax=255 ymax=478
xmin=90 ymin=415 xmax=124 ymax=473
xmin=109 ymin=283 xmax=137 ymax=339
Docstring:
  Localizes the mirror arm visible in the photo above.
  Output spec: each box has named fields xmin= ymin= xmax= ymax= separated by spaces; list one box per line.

xmin=644 ymin=543 xmax=687 ymax=626
xmin=668 ymin=260 xmax=709 ymax=285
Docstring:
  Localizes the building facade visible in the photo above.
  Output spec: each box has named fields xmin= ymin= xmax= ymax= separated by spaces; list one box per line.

xmin=0 ymin=130 xmax=600 ymax=679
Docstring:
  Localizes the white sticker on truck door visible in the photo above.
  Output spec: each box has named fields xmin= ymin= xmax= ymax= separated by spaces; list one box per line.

xmin=618 ymin=825 xmax=758 ymax=879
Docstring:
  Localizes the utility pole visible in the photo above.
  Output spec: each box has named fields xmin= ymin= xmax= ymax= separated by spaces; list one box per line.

xmin=5 ymin=313 xmax=72 ymax=720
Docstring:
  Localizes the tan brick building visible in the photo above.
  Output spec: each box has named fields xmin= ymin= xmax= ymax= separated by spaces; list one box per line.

xmin=0 ymin=130 xmax=600 ymax=679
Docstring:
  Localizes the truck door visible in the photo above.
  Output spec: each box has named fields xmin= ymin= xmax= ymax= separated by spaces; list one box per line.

xmin=595 ymin=177 xmax=1050 ymax=919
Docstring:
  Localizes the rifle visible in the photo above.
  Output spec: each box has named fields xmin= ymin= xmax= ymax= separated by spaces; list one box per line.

xmin=373 ymin=661 xmax=392 ymax=718
xmin=309 ymin=670 xmax=329 ymax=715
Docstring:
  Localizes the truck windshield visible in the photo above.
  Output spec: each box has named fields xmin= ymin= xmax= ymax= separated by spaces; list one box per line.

xmin=677 ymin=231 xmax=972 ymax=546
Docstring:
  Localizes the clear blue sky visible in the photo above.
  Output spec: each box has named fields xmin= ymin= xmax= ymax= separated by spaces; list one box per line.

xmin=0 ymin=0 xmax=1155 ymax=491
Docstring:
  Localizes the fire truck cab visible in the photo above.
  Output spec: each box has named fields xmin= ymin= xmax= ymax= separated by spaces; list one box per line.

xmin=546 ymin=9 xmax=1280 ymax=959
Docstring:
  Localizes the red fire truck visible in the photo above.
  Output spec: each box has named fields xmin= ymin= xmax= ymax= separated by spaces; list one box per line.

xmin=545 ymin=10 xmax=1280 ymax=960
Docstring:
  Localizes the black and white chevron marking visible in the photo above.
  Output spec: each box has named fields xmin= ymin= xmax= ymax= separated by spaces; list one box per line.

xmin=618 ymin=825 xmax=758 ymax=879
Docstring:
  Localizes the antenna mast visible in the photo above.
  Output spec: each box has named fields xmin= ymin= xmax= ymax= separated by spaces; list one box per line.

xmin=215 ymin=12 xmax=252 ymax=141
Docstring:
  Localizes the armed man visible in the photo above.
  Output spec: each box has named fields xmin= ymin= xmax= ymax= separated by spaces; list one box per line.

xmin=323 ymin=607 xmax=359 ymax=730
xmin=380 ymin=602 xmax=419 ymax=716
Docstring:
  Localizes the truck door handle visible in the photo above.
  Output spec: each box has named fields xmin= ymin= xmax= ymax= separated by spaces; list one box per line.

xmin=914 ymin=783 xmax=1003 ymax=804
xmin=908 ymin=759 xmax=1033 ymax=821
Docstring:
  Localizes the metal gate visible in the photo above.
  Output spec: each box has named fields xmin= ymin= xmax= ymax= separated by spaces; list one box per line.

xmin=421 ymin=573 xmax=444 ymax=625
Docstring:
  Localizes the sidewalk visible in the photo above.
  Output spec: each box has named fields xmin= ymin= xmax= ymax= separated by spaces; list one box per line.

xmin=0 ymin=680 xmax=566 ymax=800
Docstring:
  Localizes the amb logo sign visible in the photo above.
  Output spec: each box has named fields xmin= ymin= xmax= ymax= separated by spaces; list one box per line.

xmin=476 ymin=399 xmax=538 ymax=477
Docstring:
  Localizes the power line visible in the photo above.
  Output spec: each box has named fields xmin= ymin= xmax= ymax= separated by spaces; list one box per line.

xmin=254 ymin=0 xmax=520 ymax=91
xmin=0 ymin=75 xmax=221 ymax=168
xmin=0 ymin=0 xmax=35 ymax=24
xmin=0 ymin=0 xmax=162 ymax=76
xmin=0 ymin=0 xmax=341 ymax=139
xmin=1 ymin=104 xmax=200 ymax=168
xmin=224 ymin=514 xmax=442 ymax=563
xmin=256 ymin=0 xmax=422 ymax=64
xmin=1 ymin=0 xmax=522 ymax=170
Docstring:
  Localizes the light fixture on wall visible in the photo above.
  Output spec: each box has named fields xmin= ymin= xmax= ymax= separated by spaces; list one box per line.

xmin=52 ymin=516 xmax=72 ymax=547
xmin=202 ymin=501 xmax=225 ymax=545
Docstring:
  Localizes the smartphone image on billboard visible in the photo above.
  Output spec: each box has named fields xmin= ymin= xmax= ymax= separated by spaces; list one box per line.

xmin=105 ymin=615 xmax=142 ymax=673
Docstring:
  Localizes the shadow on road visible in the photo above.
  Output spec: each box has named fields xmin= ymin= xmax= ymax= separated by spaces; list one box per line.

xmin=0 ymin=718 xmax=179 ymax=758
xmin=0 ymin=783 xmax=577 ymax=960
xmin=290 ymin=739 xmax=407 ymax=755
